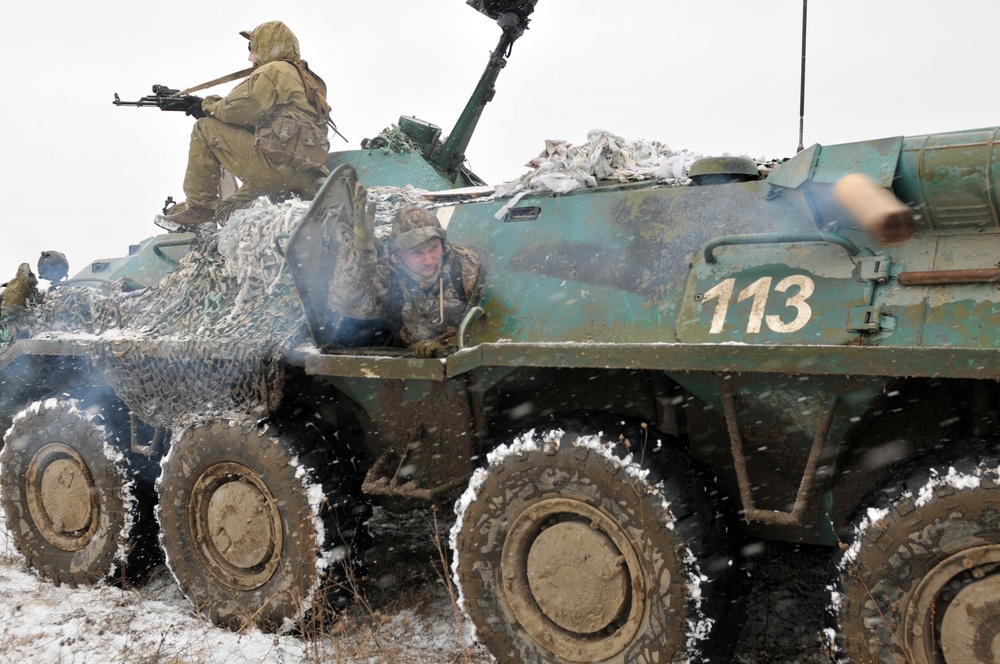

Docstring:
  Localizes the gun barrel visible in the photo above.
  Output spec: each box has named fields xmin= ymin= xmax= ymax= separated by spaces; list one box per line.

xmin=112 ymin=95 xmax=166 ymax=107
xmin=112 ymin=93 xmax=147 ymax=107
xmin=112 ymin=85 xmax=185 ymax=109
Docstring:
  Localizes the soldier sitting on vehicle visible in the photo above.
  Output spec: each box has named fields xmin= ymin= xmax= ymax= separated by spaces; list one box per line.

xmin=328 ymin=203 xmax=486 ymax=357
xmin=0 ymin=263 xmax=39 ymax=347
xmin=155 ymin=21 xmax=331 ymax=235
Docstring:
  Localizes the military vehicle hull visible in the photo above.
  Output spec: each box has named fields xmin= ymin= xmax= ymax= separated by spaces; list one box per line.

xmin=289 ymin=127 xmax=1000 ymax=662
xmin=3 ymin=123 xmax=999 ymax=662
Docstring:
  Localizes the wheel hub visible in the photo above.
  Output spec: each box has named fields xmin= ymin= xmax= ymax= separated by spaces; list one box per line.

xmin=906 ymin=545 xmax=1000 ymax=663
xmin=526 ymin=521 xmax=628 ymax=633
xmin=190 ymin=461 xmax=283 ymax=591
xmin=940 ymin=574 xmax=1000 ymax=663
xmin=206 ymin=480 xmax=274 ymax=569
xmin=25 ymin=443 xmax=99 ymax=551
xmin=500 ymin=497 xmax=648 ymax=662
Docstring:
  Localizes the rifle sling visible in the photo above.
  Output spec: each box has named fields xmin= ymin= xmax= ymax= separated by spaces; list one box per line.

xmin=173 ymin=67 xmax=256 ymax=97
xmin=173 ymin=62 xmax=346 ymax=141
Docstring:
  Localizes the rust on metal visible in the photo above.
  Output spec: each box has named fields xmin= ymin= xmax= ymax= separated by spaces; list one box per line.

xmin=129 ymin=413 xmax=165 ymax=458
xmin=722 ymin=380 xmax=836 ymax=526
xmin=445 ymin=342 xmax=1000 ymax=381
xmin=897 ymin=267 xmax=1000 ymax=286
xmin=305 ymin=352 xmax=446 ymax=381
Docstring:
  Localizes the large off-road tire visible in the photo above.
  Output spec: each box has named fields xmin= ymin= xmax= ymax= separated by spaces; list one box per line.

xmin=829 ymin=442 xmax=1000 ymax=664
xmin=157 ymin=419 xmax=369 ymax=631
xmin=451 ymin=420 xmax=746 ymax=663
xmin=0 ymin=398 xmax=157 ymax=585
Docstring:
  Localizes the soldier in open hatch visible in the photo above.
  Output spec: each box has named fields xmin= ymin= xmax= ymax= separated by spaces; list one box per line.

xmin=328 ymin=205 xmax=486 ymax=357
xmin=155 ymin=21 xmax=330 ymax=234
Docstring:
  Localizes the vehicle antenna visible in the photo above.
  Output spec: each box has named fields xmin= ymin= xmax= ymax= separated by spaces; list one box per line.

xmin=797 ymin=0 xmax=808 ymax=152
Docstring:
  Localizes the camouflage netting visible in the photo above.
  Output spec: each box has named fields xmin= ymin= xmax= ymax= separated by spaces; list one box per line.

xmin=488 ymin=130 xmax=697 ymax=219
xmin=491 ymin=129 xmax=786 ymax=218
xmin=368 ymin=184 xmax=433 ymax=238
xmin=53 ymin=200 xmax=309 ymax=428
xmin=362 ymin=123 xmax=423 ymax=155
xmin=0 ymin=190 xmax=427 ymax=429
xmin=495 ymin=129 xmax=700 ymax=198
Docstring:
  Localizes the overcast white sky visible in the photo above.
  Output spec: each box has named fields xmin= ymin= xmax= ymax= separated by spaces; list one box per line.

xmin=2 ymin=1 xmax=998 ymax=284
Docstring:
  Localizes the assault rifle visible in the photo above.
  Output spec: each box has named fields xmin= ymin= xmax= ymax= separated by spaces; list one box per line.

xmin=113 ymin=79 xmax=347 ymax=141
xmin=112 ymin=85 xmax=200 ymax=112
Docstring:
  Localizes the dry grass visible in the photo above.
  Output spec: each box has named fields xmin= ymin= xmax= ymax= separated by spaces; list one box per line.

xmin=733 ymin=541 xmax=837 ymax=664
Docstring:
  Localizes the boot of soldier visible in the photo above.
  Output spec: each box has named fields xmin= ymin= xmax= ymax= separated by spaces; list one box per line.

xmin=154 ymin=206 xmax=217 ymax=236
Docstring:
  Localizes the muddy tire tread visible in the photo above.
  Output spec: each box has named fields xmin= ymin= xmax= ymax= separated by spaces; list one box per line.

xmin=157 ymin=418 xmax=370 ymax=630
xmin=0 ymin=397 xmax=157 ymax=586
xmin=829 ymin=440 xmax=1000 ymax=663
xmin=454 ymin=417 xmax=747 ymax=664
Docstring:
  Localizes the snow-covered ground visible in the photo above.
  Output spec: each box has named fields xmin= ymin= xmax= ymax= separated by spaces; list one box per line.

xmin=0 ymin=507 xmax=491 ymax=664
xmin=0 ymin=502 xmax=831 ymax=663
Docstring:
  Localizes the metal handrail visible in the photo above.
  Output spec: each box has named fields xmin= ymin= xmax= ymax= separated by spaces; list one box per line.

xmin=704 ymin=232 xmax=863 ymax=264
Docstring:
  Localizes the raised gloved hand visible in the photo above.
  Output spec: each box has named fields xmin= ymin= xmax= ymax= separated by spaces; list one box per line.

xmin=351 ymin=180 xmax=376 ymax=249
xmin=183 ymin=96 xmax=206 ymax=119
xmin=411 ymin=339 xmax=446 ymax=358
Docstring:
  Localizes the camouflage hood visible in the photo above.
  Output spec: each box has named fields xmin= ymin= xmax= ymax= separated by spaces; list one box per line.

xmin=388 ymin=206 xmax=447 ymax=255
xmin=240 ymin=21 xmax=301 ymax=65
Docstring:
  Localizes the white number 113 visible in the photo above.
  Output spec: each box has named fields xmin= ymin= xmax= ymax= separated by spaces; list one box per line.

xmin=701 ymin=275 xmax=815 ymax=334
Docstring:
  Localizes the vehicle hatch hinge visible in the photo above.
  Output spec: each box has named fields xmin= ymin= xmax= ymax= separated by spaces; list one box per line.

xmin=855 ymin=254 xmax=892 ymax=284
xmin=849 ymin=254 xmax=894 ymax=334
xmin=847 ymin=305 xmax=896 ymax=333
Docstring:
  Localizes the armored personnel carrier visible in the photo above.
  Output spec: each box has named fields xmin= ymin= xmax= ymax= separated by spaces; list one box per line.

xmin=2 ymin=1 xmax=998 ymax=662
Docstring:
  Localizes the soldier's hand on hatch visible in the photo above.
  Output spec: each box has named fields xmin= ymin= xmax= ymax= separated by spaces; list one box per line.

xmin=411 ymin=339 xmax=446 ymax=358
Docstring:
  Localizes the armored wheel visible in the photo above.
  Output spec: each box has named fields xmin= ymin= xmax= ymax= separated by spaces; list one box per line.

xmin=830 ymin=442 xmax=1000 ymax=664
xmin=157 ymin=419 xmax=370 ymax=631
xmin=0 ymin=398 xmax=157 ymax=585
xmin=451 ymin=419 xmax=746 ymax=663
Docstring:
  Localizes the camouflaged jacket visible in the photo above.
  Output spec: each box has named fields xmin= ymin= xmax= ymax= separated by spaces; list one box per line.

xmin=202 ymin=21 xmax=327 ymax=137
xmin=328 ymin=242 xmax=485 ymax=348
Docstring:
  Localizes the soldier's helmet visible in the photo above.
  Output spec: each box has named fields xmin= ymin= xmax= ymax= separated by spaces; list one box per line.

xmin=389 ymin=206 xmax=446 ymax=254
xmin=37 ymin=250 xmax=69 ymax=282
